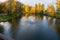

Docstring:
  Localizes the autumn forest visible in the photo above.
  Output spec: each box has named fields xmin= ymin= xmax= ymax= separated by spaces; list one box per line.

xmin=0 ymin=0 xmax=60 ymax=21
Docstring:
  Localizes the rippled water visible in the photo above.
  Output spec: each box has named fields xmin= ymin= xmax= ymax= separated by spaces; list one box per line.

xmin=0 ymin=16 xmax=60 ymax=40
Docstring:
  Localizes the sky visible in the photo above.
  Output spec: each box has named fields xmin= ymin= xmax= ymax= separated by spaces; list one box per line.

xmin=17 ymin=0 xmax=56 ymax=9
xmin=0 ymin=0 xmax=7 ymax=2
xmin=0 ymin=0 xmax=56 ymax=9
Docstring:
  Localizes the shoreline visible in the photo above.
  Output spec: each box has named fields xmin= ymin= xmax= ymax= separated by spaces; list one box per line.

xmin=0 ymin=13 xmax=21 ymax=22
xmin=0 ymin=14 xmax=60 ymax=22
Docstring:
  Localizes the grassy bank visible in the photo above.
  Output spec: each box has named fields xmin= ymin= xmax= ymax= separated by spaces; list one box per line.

xmin=0 ymin=13 xmax=60 ymax=22
xmin=0 ymin=13 xmax=21 ymax=22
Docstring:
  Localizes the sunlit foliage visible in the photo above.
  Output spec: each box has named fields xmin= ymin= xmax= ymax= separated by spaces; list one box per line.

xmin=55 ymin=0 xmax=60 ymax=18
xmin=0 ymin=0 xmax=60 ymax=18
xmin=10 ymin=0 xmax=16 ymax=14
xmin=30 ymin=7 xmax=35 ymax=13
xmin=24 ymin=5 xmax=30 ymax=13
xmin=56 ymin=0 xmax=60 ymax=9
xmin=46 ymin=5 xmax=55 ymax=16
xmin=56 ymin=0 xmax=60 ymax=13
xmin=35 ymin=3 xmax=42 ymax=13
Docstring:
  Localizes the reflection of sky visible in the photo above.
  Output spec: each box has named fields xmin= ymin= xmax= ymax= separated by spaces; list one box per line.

xmin=0 ymin=22 xmax=11 ymax=37
xmin=16 ymin=16 xmax=58 ymax=40
xmin=20 ymin=16 xmax=36 ymax=30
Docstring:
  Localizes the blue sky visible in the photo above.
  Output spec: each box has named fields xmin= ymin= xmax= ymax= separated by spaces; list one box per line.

xmin=17 ymin=0 xmax=56 ymax=9
xmin=0 ymin=0 xmax=7 ymax=2
xmin=0 ymin=0 xmax=56 ymax=9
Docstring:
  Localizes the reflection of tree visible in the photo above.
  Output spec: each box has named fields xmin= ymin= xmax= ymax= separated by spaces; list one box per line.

xmin=36 ymin=16 xmax=41 ymax=19
xmin=55 ymin=19 xmax=60 ymax=35
xmin=11 ymin=19 xmax=17 ymax=26
xmin=0 ymin=26 xmax=4 ymax=33
xmin=48 ymin=18 xmax=53 ymax=25
xmin=46 ymin=16 xmax=48 ymax=21
xmin=10 ymin=18 xmax=18 ymax=38
xmin=40 ymin=16 xmax=43 ymax=20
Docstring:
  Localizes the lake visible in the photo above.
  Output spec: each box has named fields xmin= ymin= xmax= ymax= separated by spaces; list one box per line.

xmin=0 ymin=16 xmax=60 ymax=40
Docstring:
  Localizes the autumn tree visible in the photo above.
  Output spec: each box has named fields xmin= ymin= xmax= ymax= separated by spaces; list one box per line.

xmin=0 ymin=3 xmax=7 ymax=13
xmin=8 ymin=0 xmax=16 ymax=14
xmin=40 ymin=4 xmax=44 ymax=15
xmin=35 ymin=3 xmax=44 ymax=15
xmin=14 ymin=1 xmax=23 ymax=13
xmin=46 ymin=5 xmax=55 ymax=16
xmin=55 ymin=0 xmax=60 ymax=18
xmin=24 ymin=5 xmax=30 ymax=13
xmin=30 ymin=7 xmax=35 ymax=13
xmin=56 ymin=0 xmax=60 ymax=13
xmin=30 ymin=6 xmax=35 ymax=16
xmin=35 ymin=3 xmax=42 ymax=13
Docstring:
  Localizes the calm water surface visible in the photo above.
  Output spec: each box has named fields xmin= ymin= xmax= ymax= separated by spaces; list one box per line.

xmin=0 ymin=16 xmax=60 ymax=40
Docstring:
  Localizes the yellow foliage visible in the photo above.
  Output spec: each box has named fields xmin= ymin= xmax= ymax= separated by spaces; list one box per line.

xmin=2 ymin=8 xmax=5 ymax=11
xmin=11 ymin=8 xmax=15 ymax=13
xmin=5 ymin=2 xmax=9 ymax=7
xmin=30 ymin=7 xmax=35 ymax=13
xmin=22 ymin=6 xmax=25 ymax=9
xmin=36 ymin=3 xmax=42 ymax=12
xmin=2 ymin=8 xmax=6 ymax=12
xmin=56 ymin=1 xmax=60 ymax=8
xmin=10 ymin=0 xmax=16 ymax=13
xmin=47 ymin=5 xmax=55 ymax=16
xmin=24 ymin=5 xmax=29 ymax=13
xmin=41 ymin=4 xmax=44 ymax=10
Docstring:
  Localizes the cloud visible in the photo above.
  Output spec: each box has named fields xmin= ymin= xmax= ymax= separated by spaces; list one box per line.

xmin=0 ymin=0 xmax=7 ymax=2
xmin=0 ymin=0 xmax=56 ymax=9
xmin=17 ymin=0 xmax=56 ymax=8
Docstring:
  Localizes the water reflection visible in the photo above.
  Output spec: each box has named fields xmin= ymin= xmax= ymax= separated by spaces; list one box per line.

xmin=15 ymin=16 xmax=58 ymax=40
xmin=0 ymin=26 xmax=3 ymax=33
xmin=0 ymin=16 xmax=60 ymax=40
xmin=55 ymin=19 xmax=60 ymax=36
xmin=48 ymin=17 xmax=53 ymax=24
xmin=0 ymin=22 xmax=11 ymax=37
xmin=16 ymin=16 xmax=39 ymax=40
xmin=10 ymin=19 xmax=19 ymax=39
xmin=28 ymin=16 xmax=36 ymax=23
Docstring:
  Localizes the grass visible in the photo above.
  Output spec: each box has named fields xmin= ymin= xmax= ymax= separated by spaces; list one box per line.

xmin=0 ymin=13 xmax=21 ymax=22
